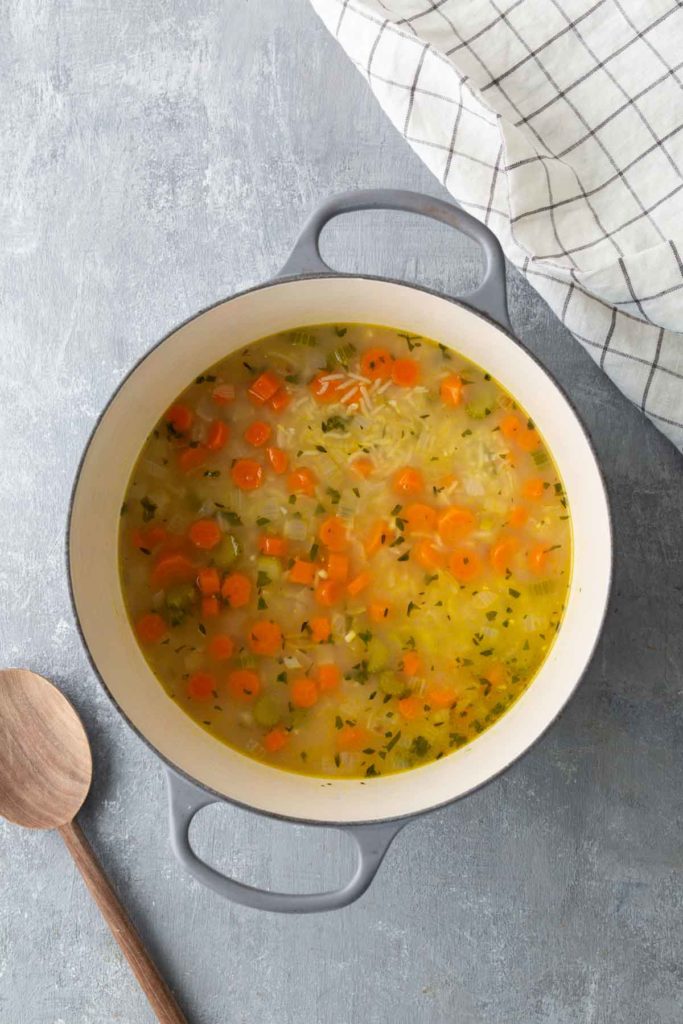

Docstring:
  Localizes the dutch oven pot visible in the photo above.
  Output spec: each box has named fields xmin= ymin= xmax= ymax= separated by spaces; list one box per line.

xmin=69 ymin=190 xmax=612 ymax=913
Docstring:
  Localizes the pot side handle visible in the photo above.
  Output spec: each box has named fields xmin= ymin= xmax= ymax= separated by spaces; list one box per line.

xmin=166 ymin=770 xmax=406 ymax=914
xmin=277 ymin=188 xmax=511 ymax=332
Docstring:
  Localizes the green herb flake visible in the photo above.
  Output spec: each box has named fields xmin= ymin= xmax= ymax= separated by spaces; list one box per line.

xmin=140 ymin=497 xmax=157 ymax=522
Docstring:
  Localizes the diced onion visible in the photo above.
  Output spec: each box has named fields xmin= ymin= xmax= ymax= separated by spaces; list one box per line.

xmin=283 ymin=517 xmax=308 ymax=541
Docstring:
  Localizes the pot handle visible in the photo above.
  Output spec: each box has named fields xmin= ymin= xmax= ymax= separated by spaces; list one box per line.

xmin=166 ymin=770 xmax=406 ymax=914
xmin=277 ymin=188 xmax=511 ymax=332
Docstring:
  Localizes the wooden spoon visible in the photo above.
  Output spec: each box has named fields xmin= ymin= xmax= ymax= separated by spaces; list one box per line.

xmin=0 ymin=668 xmax=187 ymax=1024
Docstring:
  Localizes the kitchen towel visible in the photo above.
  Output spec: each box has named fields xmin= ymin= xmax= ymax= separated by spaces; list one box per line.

xmin=310 ymin=0 xmax=683 ymax=451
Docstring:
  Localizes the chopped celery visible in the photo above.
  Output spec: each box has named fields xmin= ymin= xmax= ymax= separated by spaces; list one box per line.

xmin=290 ymin=330 xmax=317 ymax=347
xmin=213 ymin=534 xmax=241 ymax=569
xmin=377 ymin=671 xmax=406 ymax=696
xmin=256 ymin=555 xmax=282 ymax=582
xmin=238 ymin=651 xmax=258 ymax=669
xmin=529 ymin=579 xmax=555 ymax=595
xmin=165 ymin=584 xmax=196 ymax=610
xmin=326 ymin=342 xmax=356 ymax=369
xmin=366 ymin=638 xmax=389 ymax=672
xmin=465 ymin=400 xmax=492 ymax=420
xmin=253 ymin=696 xmax=281 ymax=728
xmin=531 ymin=448 xmax=549 ymax=467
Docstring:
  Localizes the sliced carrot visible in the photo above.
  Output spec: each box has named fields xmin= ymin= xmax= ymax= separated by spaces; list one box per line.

xmin=347 ymin=571 xmax=371 ymax=597
xmin=522 ymin=477 xmax=545 ymax=501
xmin=317 ymin=664 xmax=340 ymax=692
xmin=206 ymin=420 xmax=229 ymax=451
xmin=490 ymin=537 xmax=520 ymax=574
xmin=135 ymin=613 xmax=167 ymax=644
xmin=259 ymin=534 xmax=288 ymax=558
xmin=501 ymin=414 xmax=540 ymax=452
xmin=231 ymin=458 xmax=263 ymax=491
xmin=351 ymin=456 xmax=374 ymax=478
xmin=404 ymin=503 xmax=437 ymax=532
xmin=517 ymin=428 xmax=541 ymax=453
xmin=228 ymin=669 xmax=261 ymax=702
xmin=412 ymin=540 xmax=446 ymax=571
xmin=248 ymin=620 xmax=283 ymax=656
xmin=360 ymin=347 xmax=392 ymax=380
xmin=264 ymin=728 xmax=288 ymax=753
xmin=401 ymin=651 xmax=423 ymax=676
xmin=318 ymin=515 xmax=347 ymax=552
xmin=289 ymin=559 xmax=316 ymax=586
xmin=165 ymin=403 xmax=193 ymax=433
xmin=364 ymin=519 xmax=393 ymax=557
xmin=211 ymin=383 xmax=235 ymax=405
xmin=528 ymin=542 xmax=550 ymax=575
xmin=448 ymin=548 xmax=483 ymax=582
xmin=287 ymin=466 xmax=316 ymax=495
xmin=290 ymin=677 xmax=318 ymax=709
xmin=244 ymin=420 xmax=272 ymax=447
xmin=132 ymin=524 xmax=168 ymax=551
xmin=336 ymin=725 xmax=369 ymax=751
xmin=392 ymin=466 xmax=424 ymax=496
xmin=326 ymin=553 xmax=349 ymax=582
xmin=315 ymin=579 xmax=344 ymax=607
xmin=368 ymin=602 xmax=390 ymax=623
xmin=508 ymin=505 xmax=529 ymax=527
xmin=310 ymin=616 xmax=331 ymax=642
xmin=439 ymin=472 xmax=458 ymax=490
xmin=151 ymin=552 xmax=195 ymax=589
xmin=440 ymin=374 xmax=463 ymax=406
xmin=178 ymin=446 xmax=208 ymax=474
xmin=201 ymin=595 xmax=220 ymax=618
xmin=397 ymin=696 xmax=423 ymax=721
xmin=207 ymin=634 xmax=234 ymax=661
xmin=187 ymin=671 xmax=215 ymax=701
xmin=426 ymin=686 xmax=458 ymax=709
xmin=266 ymin=446 xmax=289 ymax=474
xmin=221 ymin=572 xmax=251 ymax=608
xmin=391 ymin=358 xmax=419 ymax=387
xmin=188 ymin=518 xmax=222 ymax=550
xmin=197 ymin=566 xmax=220 ymax=595
xmin=248 ymin=371 xmax=281 ymax=404
xmin=309 ymin=373 xmax=359 ymax=405
xmin=437 ymin=506 xmax=476 ymax=545
xmin=269 ymin=388 xmax=291 ymax=413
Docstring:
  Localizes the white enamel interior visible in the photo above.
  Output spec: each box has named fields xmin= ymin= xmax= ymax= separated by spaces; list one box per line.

xmin=69 ymin=277 xmax=611 ymax=824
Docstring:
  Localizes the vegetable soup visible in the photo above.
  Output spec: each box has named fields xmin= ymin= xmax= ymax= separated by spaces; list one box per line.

xmin=119 ymin=324 xmax=571 ymax=778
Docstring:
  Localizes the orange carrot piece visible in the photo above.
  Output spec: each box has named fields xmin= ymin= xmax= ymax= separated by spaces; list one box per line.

xmin=360 ymin=347 xmax=393 ymax=380
xmin=221 ymin=572 xmax=251 ymax=608
xmin=392 ymin=466 xmax=424 ymax=496
xmin=501 ymin=414 xmax=540 ymax=452
xmin=490 ymin=536 xmax=520 ymax=574
xmin=309 ymin=373 xmax=356 ymax=404
xmin=482 ymin=662 xmax=508 ymax=689
xmin=248 ymin=371 xmax=281 ymax=404
xmin=206 ymin=420 xmax=229 ymax=451
xmin=364 ymin=519 xmax=393 ymax=557
xmin=150 ymin=552 xmax=195 ymax=589
xmin=178 ymin=446 xmax=208 ymax=474
xmin=317 ymin=664 xmax=340 ymax=692
xmin=211 ymin=383 xmax=235 ymax=405
xmin=347 ymin=571 xmax=371 ymax=597
xmin=336 ymin=725 xmax=369 ymax=751
xmin=315 ymin=579 xmax=344 ymax=607
xmin=201 ymin=595 xmax=220 ymax=618
xmin=269 ymin=388 xmax=291 ymax=413
xmin=197 ymin=566 xmax=220 ymax=595
xmin=228 ymin=669 xmax=261 ymax=702
xmin=207 ymin=634 xmax=234 ymax=661
xmin=132 ymin=524 xmax=168 ymax=551
xmin=244 ymin=420 xmax=272 ymax=447
xmin=187 ymin=671 xmax=215 ymax=701
xmin=266 ymin=446 xmax=289 ymax=474
xmin=290 ymin=677 xmax=318 ymax=708
xmin=248 ymin=620 xmax=283 ymax=656
xmin=528 ymin=543 xmax=550 ymax=575
xmin=351 ymin=456 xmax=374 ymax=478
xmin=448 ymin=548 xmax=483 ymax=582
xmin=401 ymin=651 xmax=423 ymax=676
xmin=259 ymin=534 xmax=288 ymax=557
xmin=412 ymin=540 xmax=446 ymax=571
xmin=289 ymin=559 xmax=316 ymax=585
xmin=397 ymin=696 xmax=423 ymax=721
xmin=287 ymin=466 xmax=317 ymax=495
xmin=508 ymin=505 xmax=529 ymax=527
xmin=426 ymin=686 xmax=458 ymax=709
xmin=310 ymin=616 xmax=331 ymax=642
xmin=391 ymin=358 xmax=419 ymax=387
xmin=522 ymin=477 xmax=545 ymax=500
xmin=135 ymin=612 xmax=167 ymax=644
xmin=188 ymin=518 xmax=222 ymax=550
xmin=165 ymin=403 xmax=193 ymax=433
xmin=264 ymin=728 xmax=288 ymax=753
xmin=368 ymin=602 xmax=390 ymax=623
xmin=318 ymin=515 xmax=347 ymax=552
xmin=440 ymin=374 xmax=463 ymax=406
xmin=404 ymin=503 xmax=437 ymax=532
xmin=231 ymin=458 xmax=263 ymax=491
xmin=437 ymin=506 xmax=476 ymax=545
xmin=326 ymin=553 xmax=349 ymax=582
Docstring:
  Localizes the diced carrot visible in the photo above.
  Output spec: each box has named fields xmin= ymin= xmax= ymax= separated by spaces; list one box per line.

xmin=270 ymin=388 xmax=291 ymax=413
xmin=197 ymin=566 xmax=220 ymax=595
xmin=231 ymin=458 xmax=263 ymax=491
xmin=211 ymin=383 xmax=235 ymax=405
xmin=188 ymin=519 xmax=222 ymax=550
xmin=336 ymin=725 xmax=369 ymax=751
xmin=309 ymin=373 xmax=359 ymax=405
xmin=287 ymin=466 xmax=316 ymax=495
xmin=135 ymin=613 xmax=167 ymax=644
xmin=360 ymin=347 xmax=393 ymax=380
xmin=364 ymin=520 xmax=393 ymax=557
xmin=266 ymin=446 xmax=289 ymax=474
xmin=317 ymin=664 xmax=340 ymax=692
xmin=178 ymin=446 xmax=208 ymax=474
xmin=165 ymin=403 xmax=193 ymax=433
xmin=522 ymin=477 xmax=545 ymax=500
xmin=508 ymin=505 xmax=529 ymax=527
xmin=132 ymin=524 xmax=168 ymax=551
xmin=501 ymin=414 xmax=540 ymax=452
xmin=528 ymin=542 xmax=550 ymax=575
xmin=482 ymin=662 xmax=508 ymax=689
xmin=351 ymin=456 xmax=374 ymax=478
xmin=290 ymin=677 xmax=318 ymax=708
xmin=404 ymin=503 xmax=437 ymax=532
xmin=437 ymin=506 xmax=476 ymax=545
xmin=151 ymin=552 xmax=195 ymax=589
xmin=207 ymin=634 xmax=234 ymax=661
xmin=393 ymin=467 xmax=424 ymax=496
xmin=289 ymin=559 xmax=316 ymax=586
xmin=228 ymin=669 xmax=261 ymax=702
xmin=490 ymin=536 xmax=520 ymax=574
xmin=347 ymin=571 xmax=371 ymax=597
xmin=244 ymin=420 xmax=272 ymax=447
xmin=368 ymin=602 xmax=390 ymax=623
xmin=397 ymin=696 xmax=423 ymax=721
xmin=517 ymin=429 xmax=541 ymax=453
xmin=248 ymin=620 xmax=283 ymax=656
xmin=248 ymin=371 xmax=281 ymax=404
xmin=221 ymin=572 xmax=251 ymax=608
xmin=201 ymin=595 xmax=220 ymax=618
xmin=326 ymin=553 xmax=349 ymax=582
xmin=187 ymin=671 xmax=215 ymax=701
xmin=391 ymin=358 xmax=419 ymax=387
xmin=426 ymin=687 xmax=458 ymax=709
xmin=439 ymin=472 xmax=458 ymax=490
xmin=440 ymin=374 xmax=463 ymax=406
xmin=206 ymin=420 xmax=229 ymax=451
xmin=310 ymin=616 xmax=331 ymax=642
xmin=315 ymin=579 xmax=344 ymax=607
xmin=448 ymin=548 xmax=483 ymax=582
xmin=264 ymin=728 xmax=288 ymax=753
xmin=259 ymin=534 xmax=288 ymax=557
xmin=401 ymin=651 xmax=423 ymax=676
xmin=412 ymin=540 xmax=446 ymax=571
xmin=318 ymin=516 xmax=347 ymax=552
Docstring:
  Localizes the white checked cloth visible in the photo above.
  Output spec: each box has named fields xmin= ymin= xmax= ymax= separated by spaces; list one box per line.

xmin=310 ymin=0 xmax=683 ymax=451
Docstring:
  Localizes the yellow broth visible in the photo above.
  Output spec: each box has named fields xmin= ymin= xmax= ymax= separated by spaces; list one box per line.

xmin=119 ymin=323 xmax=571 ymax=778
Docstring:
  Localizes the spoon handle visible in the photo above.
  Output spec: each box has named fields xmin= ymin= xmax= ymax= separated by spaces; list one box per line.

xmin=59 ymin=819 xmax=188 ymax=1024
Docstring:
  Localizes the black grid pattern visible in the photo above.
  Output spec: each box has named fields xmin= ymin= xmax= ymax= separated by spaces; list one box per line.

xmin=312 ymin=0 xmax=683 ymax=450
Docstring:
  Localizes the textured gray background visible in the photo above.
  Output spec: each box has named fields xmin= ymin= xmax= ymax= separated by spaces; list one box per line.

xmin=1 ymin=3 xmax=681 ymax=1023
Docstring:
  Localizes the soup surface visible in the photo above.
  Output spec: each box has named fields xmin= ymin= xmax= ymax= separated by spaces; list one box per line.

xmin=119 ymin=323 xmax=571 ymax=778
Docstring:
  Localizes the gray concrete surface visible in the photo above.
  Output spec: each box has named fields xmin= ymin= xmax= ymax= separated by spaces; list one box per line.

xmin=0 ymin=2 xmax=681 ymax=1023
